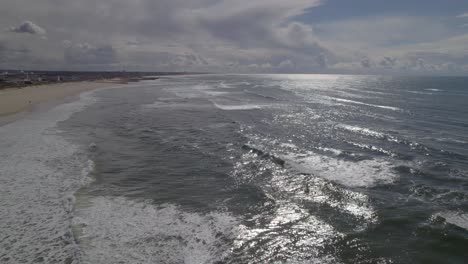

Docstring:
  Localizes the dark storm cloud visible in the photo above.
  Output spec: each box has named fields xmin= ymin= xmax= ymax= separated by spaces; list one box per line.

xmin=0 ymin=43 xmax=6 ymax=62
xmin=0 ymin=42 xmax=33 ymax=67
xmin=316 ymin=52 xmax=329 ymax=68
xmin=64 ymin=43 xmax=117 ymax=65
xmin=124 ymin=50 xmax=210 ymax=71
xmin=0 ymin=0 xmax=329 ymax=71
xmin=1 ymin=0 xmax=468 ymax=73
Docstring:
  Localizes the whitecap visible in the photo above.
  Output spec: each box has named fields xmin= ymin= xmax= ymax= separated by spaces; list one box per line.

xmin=233 ymin=139 xmax=378 ymax=222
xmin=0 ymin=91 xmax=99 ymax=263
xmin=434 ymin=137 xmax=468 ymax=144
xmin=405 ymin=90 xmax=434 ymax=95
xmin=434 ymin=212 xmax=468 ymax=231
xmin=284 ymin=151 xmax=397 ymax=187
xmin=142 ymin=100 xmax=209 ymax=110
xmin=330 ymin=97 xmax=402 ymax=111
xmin=195 ymin=84 xmax=230 ymax=96
xmin=74 ymin=196 xmax=239 ymax=264
xmin=213 ymin=102 xmax=263 ymax=111
xmin=280 ymin=142 xmax=299 ymax=149
xmin=205 ymin=90 xmax=230 ymax=96
xmin=337 ymin=124 xmax=388 ymax=139
xmin=218 ymin=82 xmax=232 ymax=89
xmin=316 ymin=147 xmax=343 ymax=156
xmin=347 ymin=141 xmax=397 ymax=157
xmin=425 ymin=88 xmax=443 ymax=92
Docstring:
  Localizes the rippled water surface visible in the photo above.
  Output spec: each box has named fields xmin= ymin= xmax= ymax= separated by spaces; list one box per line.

xmin=2 ymin=74 xmax=468 ymax=263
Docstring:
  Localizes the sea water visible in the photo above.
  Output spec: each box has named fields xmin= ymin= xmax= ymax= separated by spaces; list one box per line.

xmin=1 ymin=74 xmax=468 ymax=263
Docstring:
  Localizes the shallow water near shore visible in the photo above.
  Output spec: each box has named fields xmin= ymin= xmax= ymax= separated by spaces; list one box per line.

xmin=2 ymin=74 xmax=468 ymax=263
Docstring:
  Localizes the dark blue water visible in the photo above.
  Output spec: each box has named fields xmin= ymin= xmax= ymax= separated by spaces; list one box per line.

xmin=64 ymin=74 xmax=468 ymax=263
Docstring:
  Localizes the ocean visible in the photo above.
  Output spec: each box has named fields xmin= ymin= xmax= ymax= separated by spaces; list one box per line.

xmin=1 ymin=74 xmax=468 ymax=263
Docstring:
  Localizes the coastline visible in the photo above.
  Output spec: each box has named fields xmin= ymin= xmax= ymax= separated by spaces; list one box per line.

xmin=0 ymin=80 xmax=125 ymax=125
xmin=0 ymin=83 xmax=115 ymax=263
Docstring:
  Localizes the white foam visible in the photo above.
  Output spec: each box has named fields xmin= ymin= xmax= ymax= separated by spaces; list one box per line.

xmin=218 ymin=82 xmax=232 ymax=89
xmin=405 ymin=90 xmax=434 ymax=95
xmin=347 ymin=141 xmax=397 ymax=157
xmin=434 ymin=212 xmax=468 ymax=231
xmin=213 ymin=102 xmax=263 ymax=111
xmin=270 ymin=168 xmax=376 ymax=223
xmin=142 ymin=100 xmax=209 ymax=110
xmin=74 ymin=196 xmax=239 ymax=264
xmin=204 ymin=90 xmax=230 ymax=96
xmin=338 ymin=124 xmax=409 ymax=146
xmin=74 ymin=191 xmax=346 ymax=263
xmin=331 ymin=97 xmax=401 ymax=111
xmin=194 ymin=83 xmax=231 ymax=96
xmin=162 ymin=83 xmax=231 ymax=99
xmin=284 ymin=151 xmax=397 ymax=187
xmin=0 ymin=91 xmax=99 ymax=263
xmin=316 ymin=147 xmax=343 ymax=156
xmin=435 ymin=137 xmax=468 ymax=144
xmin=280 ymin=142 xmax=299 ymax=149
xmin=233 ymin=81 xmax=251 ymax=86
xmin=232 ymin=141 xmax=377 ymax=223
xmin=425 ymin=88 xmax=443 ymax=92
xmin=343 ymin=87 xmax=394 ymax=96
xmin=338 ymin=124 xmax=388 ymax=139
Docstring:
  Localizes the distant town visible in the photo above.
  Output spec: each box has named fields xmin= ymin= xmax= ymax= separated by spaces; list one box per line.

xmin=0 ymin=70 xmax=193 ymax=89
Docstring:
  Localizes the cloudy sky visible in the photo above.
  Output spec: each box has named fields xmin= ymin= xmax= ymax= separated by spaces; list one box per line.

xmin=1 ymin=0 xmax=468 ymax=75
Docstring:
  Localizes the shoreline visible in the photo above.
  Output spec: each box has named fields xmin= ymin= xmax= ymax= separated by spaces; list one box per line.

xmin=0 ymin=79 xmax=127 ymax=125
xmin=0 ymin=81 xmax=114 ymax=263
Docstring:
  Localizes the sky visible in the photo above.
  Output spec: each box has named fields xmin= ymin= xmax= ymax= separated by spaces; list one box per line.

xmin=1 ymin=0 xmax=468 ymax=75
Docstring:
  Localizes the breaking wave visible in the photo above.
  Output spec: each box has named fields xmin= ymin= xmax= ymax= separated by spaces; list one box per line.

xmin=74 ymin=197 xmax=239 ymax=264
xmin=0 ymin=91 xmax=99 ymax=264
xmin=330 ymin=97 xmax=402 ymax=111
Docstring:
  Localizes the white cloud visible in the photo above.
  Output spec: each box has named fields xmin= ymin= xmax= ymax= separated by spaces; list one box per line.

xmin=316 ymin=16 xmax=453 ymax=52
xmin=312 ymin=15 xmax=468 ymax=74
xmin=0 ymin=0 xmax=329 ymax=71
xmin=379 ymin=57 xmax=397 ymax=68
xmin=360 ymin=57 xmax=372 ymax=68
xmin=8 ymin=21 xmax=46 ymax=35
xmin=456 ymin=13 xmax=468 ymax=18
xmin=0 ymin=0 xmax=467 ymax=74
xmin=278 ymin=60 xmax=295 ymax=69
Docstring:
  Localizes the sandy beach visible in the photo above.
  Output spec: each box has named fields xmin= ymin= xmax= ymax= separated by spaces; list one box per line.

xmin=0 ymin=81 xmax=122 ymax=119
